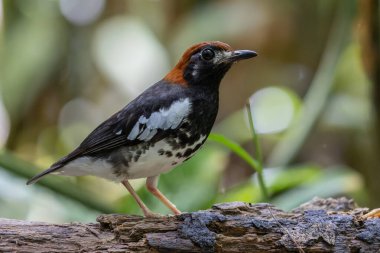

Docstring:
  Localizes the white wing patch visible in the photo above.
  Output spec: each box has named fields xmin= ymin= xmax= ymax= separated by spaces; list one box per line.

xmin=127 ymin=98 xmax=192 ymax=141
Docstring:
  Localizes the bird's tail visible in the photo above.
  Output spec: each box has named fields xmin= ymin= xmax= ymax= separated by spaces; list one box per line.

xmin=26 ymin=163 xmax=63 ymax=185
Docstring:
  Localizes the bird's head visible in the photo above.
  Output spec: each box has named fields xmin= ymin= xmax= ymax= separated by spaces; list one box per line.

xmin=164 ymin=41 xmax=257 ymax=87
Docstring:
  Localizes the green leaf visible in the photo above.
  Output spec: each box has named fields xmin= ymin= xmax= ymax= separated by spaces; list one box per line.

xmin=208 ymin=133 xmax=261 ymax=172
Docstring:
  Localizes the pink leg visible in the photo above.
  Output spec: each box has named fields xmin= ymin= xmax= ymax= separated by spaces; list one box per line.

xmin=121 ymin=179 xmax=161 ymax=217
xmin=146 ymin=176 xmax=181 ymax=215
xmin=362 ymin=208 xmax=380 ymax=219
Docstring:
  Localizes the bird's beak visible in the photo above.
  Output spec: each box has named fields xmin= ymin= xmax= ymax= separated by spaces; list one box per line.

xmin=225 ymin=50 xmax=257 ymax=63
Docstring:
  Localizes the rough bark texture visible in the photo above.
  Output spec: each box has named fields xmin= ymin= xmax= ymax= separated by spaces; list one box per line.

xmin=0 ymin=197 xmax=380 ymax=252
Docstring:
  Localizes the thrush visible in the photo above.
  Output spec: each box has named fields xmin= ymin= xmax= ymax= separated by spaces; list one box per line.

xmin=27 ymin=41 xmax=257 ymax=217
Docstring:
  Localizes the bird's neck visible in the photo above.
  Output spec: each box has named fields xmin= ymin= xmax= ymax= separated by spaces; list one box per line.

xmin=184 ymin=64 xmax=231 ymax=89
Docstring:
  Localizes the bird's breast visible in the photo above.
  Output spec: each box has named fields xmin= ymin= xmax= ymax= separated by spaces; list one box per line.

xmin=59 ymin=133 xmax=206 ymax=182
xmin=116 ymin=133 xmax=207 ymax=179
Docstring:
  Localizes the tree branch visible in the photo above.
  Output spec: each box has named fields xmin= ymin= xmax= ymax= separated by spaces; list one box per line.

xmin=1 ymin=198 xmax=379 ymax=252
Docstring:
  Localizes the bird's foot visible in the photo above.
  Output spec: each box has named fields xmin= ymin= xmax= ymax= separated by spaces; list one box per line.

xmin=172 ymin=208 xmax=181 ymax=215
xmin=143 ymin=210 xmax=164 ymax=218
xmin=362 ymin=208 xmax=380 ymax=219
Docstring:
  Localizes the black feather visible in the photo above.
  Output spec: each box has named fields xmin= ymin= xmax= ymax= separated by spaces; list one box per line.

xmin=26 ymin=81 xmax=196 ymax=184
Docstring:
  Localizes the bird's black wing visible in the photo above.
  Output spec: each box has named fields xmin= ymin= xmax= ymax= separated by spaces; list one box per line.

xmin=27 ymin=82 xmax=189 ymax=184
xmin=74 ymin=82 xmax=189 ymax=157
xmin=76 ymin=108 xmax=138 ymax=156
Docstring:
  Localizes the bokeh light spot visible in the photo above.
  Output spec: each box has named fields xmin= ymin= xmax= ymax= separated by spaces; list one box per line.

xmin=0 ymin=97 xmax=10 ymax=147
xmin=59 ymin=0 xmax=105 ymax=26
xmin=249 ymin=87 xmax=299 ymax=134
xmin=92 ymin=17 xmax=169 ymax=96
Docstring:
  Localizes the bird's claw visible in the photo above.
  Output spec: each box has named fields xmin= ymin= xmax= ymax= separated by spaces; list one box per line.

xmin=144 ymin=211 xmax=164 ymax=218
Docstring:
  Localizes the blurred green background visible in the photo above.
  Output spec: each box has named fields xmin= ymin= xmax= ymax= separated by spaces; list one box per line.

xmin=0 ymin=0 xmax=379 ymax=222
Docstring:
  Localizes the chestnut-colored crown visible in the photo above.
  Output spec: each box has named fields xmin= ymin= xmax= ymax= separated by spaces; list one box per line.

xmin=164 ymin=41 xmax=233 ymax=85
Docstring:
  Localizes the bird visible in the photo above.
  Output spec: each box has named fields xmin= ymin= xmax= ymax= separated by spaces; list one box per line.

xmin=27 ymin=41 xmax=257 ymax=217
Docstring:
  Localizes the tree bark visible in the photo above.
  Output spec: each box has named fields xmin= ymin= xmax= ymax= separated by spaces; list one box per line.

xmin=0 ymin=197 xmax=379 ymax=252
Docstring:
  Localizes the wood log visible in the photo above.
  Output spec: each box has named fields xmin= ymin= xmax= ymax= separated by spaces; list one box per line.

xmin=0 ymin=197 xmax=379 ymax=252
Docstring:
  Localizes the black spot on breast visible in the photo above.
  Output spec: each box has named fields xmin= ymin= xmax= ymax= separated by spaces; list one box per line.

xmin=134 ymin=152 xmax=141 ymax=162
xmin=172 ymin=161 xmax=178 ymax=166
xmin=108 ymin=152 xmax=131 ymax=178
xmin=194 ymin=143 xmax=202 ymax=151
xmin=176 ymin=152 xmax=183 ymax=158
xmin=183 ymin=148 xmax=193 ymax=157
xmin=166 ymin=137 xmax=181 ymax=150
xmin=158 ymin=149 xmax=165 ymax=156
xmin=165 ymin=151 xmax=173 ymax=157
xmin=108 ymin=152 xmax=130 ymax=167
xmin=178 ymin=133 xmax=189 ymax=142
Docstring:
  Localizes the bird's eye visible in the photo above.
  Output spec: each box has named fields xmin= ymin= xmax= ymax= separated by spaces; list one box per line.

xmin=201 ymin=48 xmax=215 ymax=61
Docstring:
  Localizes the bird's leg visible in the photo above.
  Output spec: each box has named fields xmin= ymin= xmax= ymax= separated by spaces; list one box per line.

xmin=362 ymin=208 xmax=380 ymax=219
xmin=121 ymin=179 xmax=161 ymax=218
xmin=146 ymin=176 xmax=181 ymax=215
